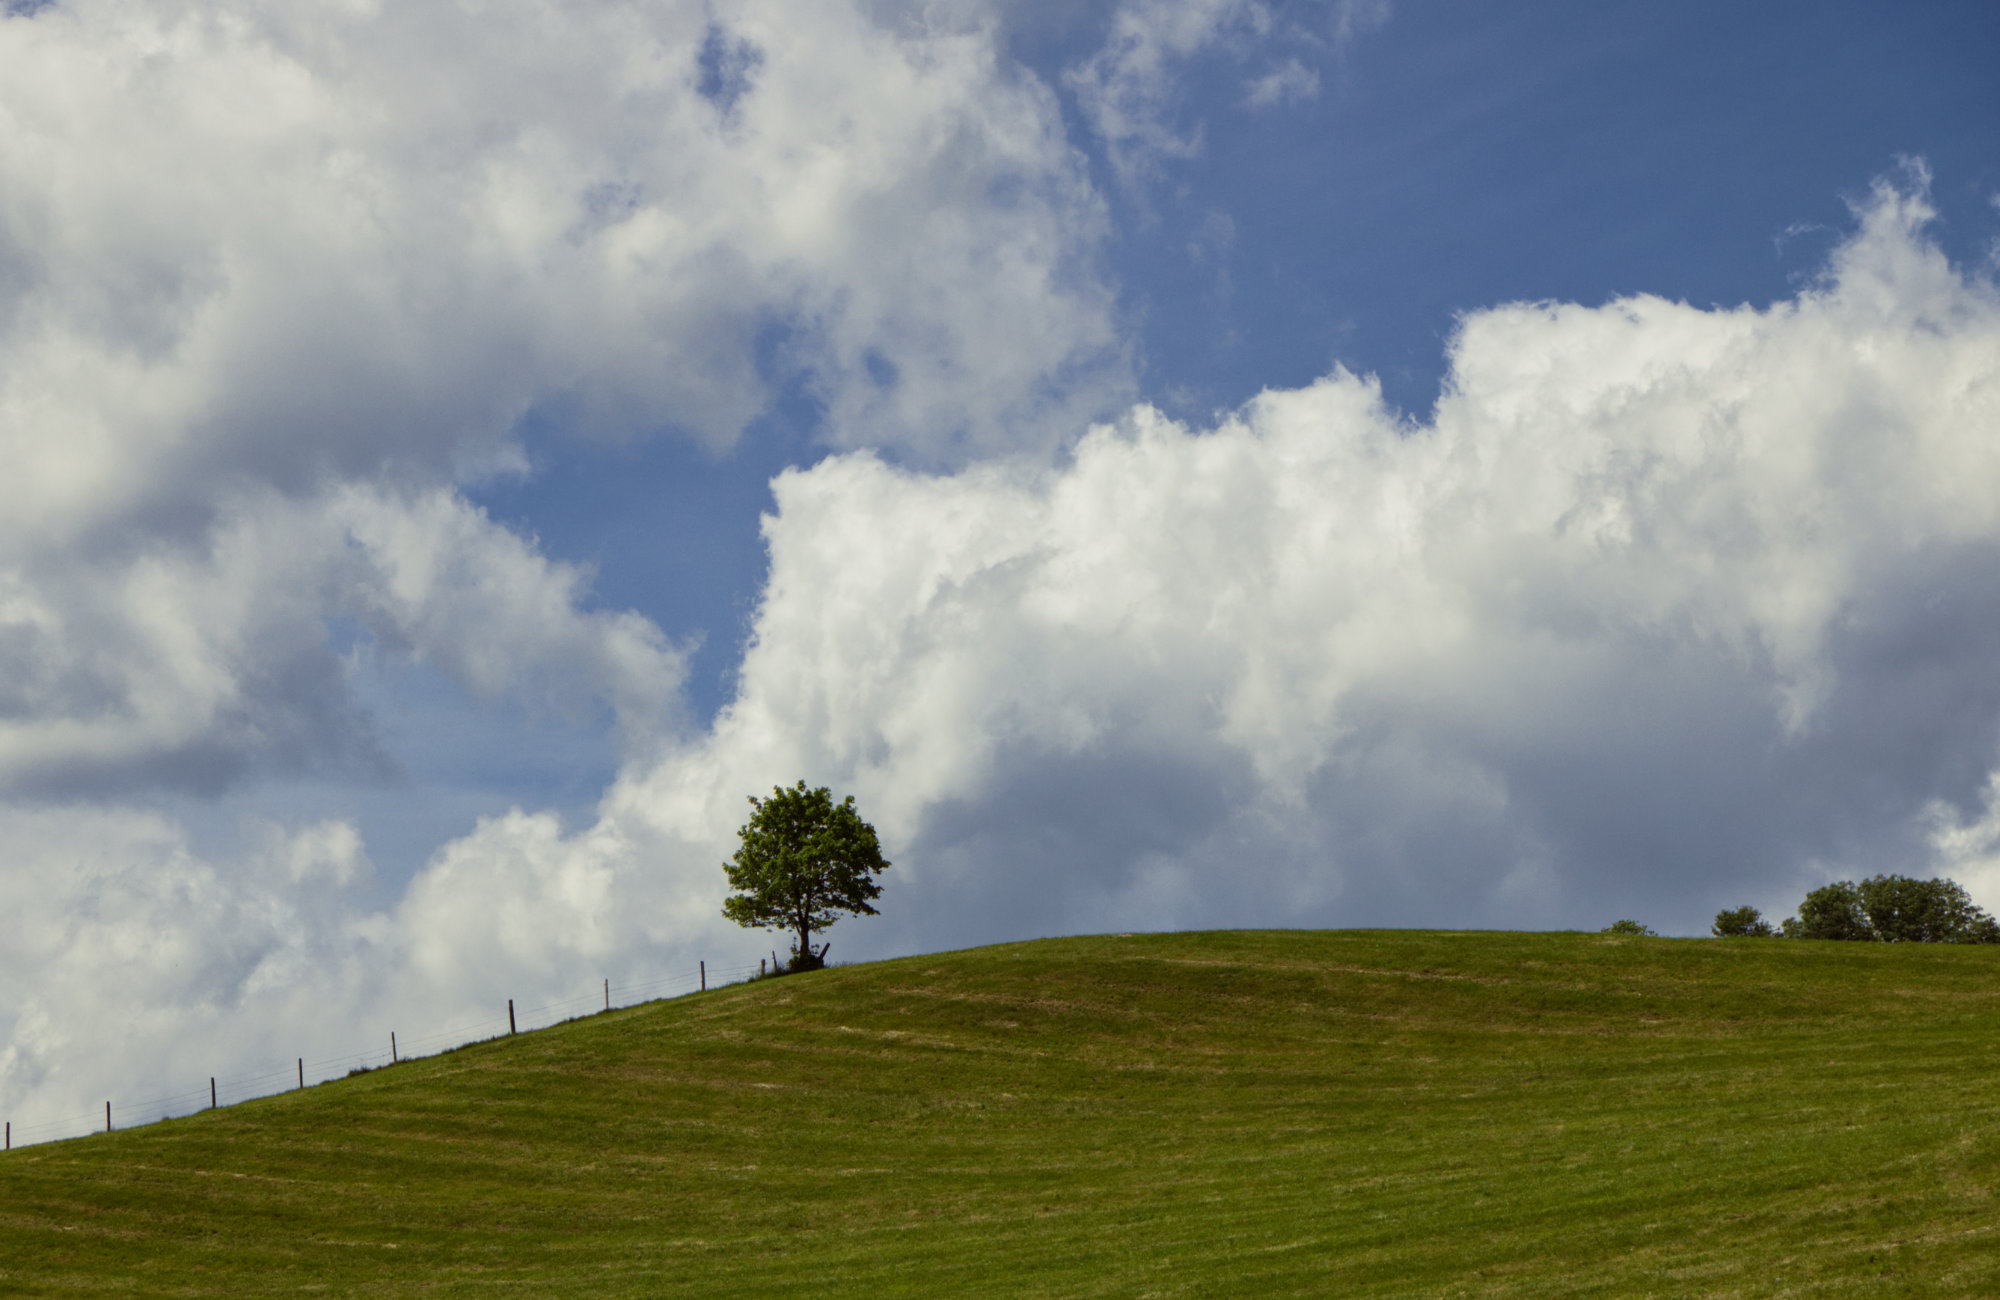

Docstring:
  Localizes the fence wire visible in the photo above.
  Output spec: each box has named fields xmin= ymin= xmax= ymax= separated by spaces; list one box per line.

xmin=2 ymin=959 xmax=769 ymax=1151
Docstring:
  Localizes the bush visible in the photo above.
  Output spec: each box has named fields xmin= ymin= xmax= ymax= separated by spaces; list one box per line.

xmin=1857 ymin=874 xmax=2000 ymax=943
xmin=1780 ymin=875 xmax=2000 ymax=943
xmin=1602 ymin=919 xmax=1656 ymax=937
xmin=1712 ymin=906 xmax=1773 ymax=937
xmin=1782 ymin=881 xmax=1872 ymax=940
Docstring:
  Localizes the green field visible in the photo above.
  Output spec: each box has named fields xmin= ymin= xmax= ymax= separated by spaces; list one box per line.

xmin=4 ymin=929 xmax=1999 ymax=1296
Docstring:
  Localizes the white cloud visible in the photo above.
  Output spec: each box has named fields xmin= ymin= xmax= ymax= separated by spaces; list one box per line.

xmin=0 ymin=808 xmax=383 ymax=1127
xmin=9 ymin=171 xmax=2000 ymax=1135
xmin=0 ymin=0 xmax=1123 ymax=495
xmin=0 ymin=0 xmax=1142 ymax=793
xmin=1064 ymin=0 xmax=1372 ymax=182
xmin=1247 ymin=57 xmax=1319 ymax=108
xmin=0 ymin=0 xmax=1152 ymax=1137
xmin=585 ymin=171 xmax=2000 ymax=953
xmin=3 ymin=0 xmax=1995 ymax=1149
xmin=0 ymin=483 xmax=686 ymax=797
xmin=1064 ymin=0 xmax=1267 ymax=181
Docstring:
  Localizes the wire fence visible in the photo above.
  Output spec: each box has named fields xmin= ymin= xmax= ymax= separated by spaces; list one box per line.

xmin=1 ymin=958 xmax=767 ymax=1152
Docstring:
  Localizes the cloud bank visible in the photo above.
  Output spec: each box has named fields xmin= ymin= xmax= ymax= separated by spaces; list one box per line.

xmin=3 ymin=1 xmax=1997 ymax=1144
xmin=19 ymin=172 xmax=1993 ymax=1133
xmin=649 ymin=175 xmax=2000 ymax=952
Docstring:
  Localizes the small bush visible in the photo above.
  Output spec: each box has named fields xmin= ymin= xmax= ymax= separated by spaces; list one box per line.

xmin=1602 ymin=919 xmax=1656 ymax=937
xmin=1712 ymin=906 xmax=1773 ymax=938
xmin=1783 ymin=881 xmax=1872 ymax=940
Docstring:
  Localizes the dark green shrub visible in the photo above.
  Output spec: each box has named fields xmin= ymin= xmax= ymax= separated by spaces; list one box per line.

xmin=1780 ymin=875 xmax=2000 ymax=942
xmin=1856 ymin=875 xmax=1999 ymax=943
xmin=1782 ymin=881 xmax=1873 ymax=940
xmin=1602 ymin=919 xmax=1655 ymax=937
xmin=1712 ymin=906 xmax=1773 ymax=937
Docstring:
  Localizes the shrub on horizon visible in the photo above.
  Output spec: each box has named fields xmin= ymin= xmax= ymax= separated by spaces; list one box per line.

xmin=1602 ymin=919 xmax=1656 ymax=937
xmin=1782 ymin=881 xmax=1873 ymax=940
xmin=1778 ymin=875 xmax=2000 ymax=943
xmin=1712 ymin=906 xmax=1774 ymax=937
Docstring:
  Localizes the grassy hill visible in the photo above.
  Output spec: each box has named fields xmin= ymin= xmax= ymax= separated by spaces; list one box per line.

xmin=4 ymin=929 xmax=2000 ymax=1296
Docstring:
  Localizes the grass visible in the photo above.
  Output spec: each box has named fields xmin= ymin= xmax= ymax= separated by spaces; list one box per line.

xmin=3 ymin=929 xmax=2000 ymax=1296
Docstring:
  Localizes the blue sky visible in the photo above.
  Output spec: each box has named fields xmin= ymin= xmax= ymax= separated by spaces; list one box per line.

xmin=2 ymin=0 xmax=1999 ymax=1129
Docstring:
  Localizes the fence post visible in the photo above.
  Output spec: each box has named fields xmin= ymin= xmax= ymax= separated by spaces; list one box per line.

xmin=508 ymin=999 xmax=517 ymax=1035
xmin=106 ymin=1101 xmax=111 ymax=1133
xmin=5 ymin=1121 xmax=9 ymax=1150
xmin=298 ymin=1059 xmax=304 ymax=1089
xmin=210 ymin=1078 xmax=216 ymax=1110
xmin=391 ymin=1031 xmax=398 ymax=1062
xmin=700 ymin=960 xmax=706 ymax=991
xmin=604 ymin=978 xmax=610 ymax=1011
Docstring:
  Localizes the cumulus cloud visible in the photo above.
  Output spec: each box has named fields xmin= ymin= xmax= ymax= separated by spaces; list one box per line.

xmin=0 ymin=0 xmax=1157 ymax=790
xmin=0 ymin=0 xmax=1124 ymax=494
xmin=8 ymin=170 xmax=2000 ymax=1133
xmin=0 ymin=0 xmax=1146 ymax=1129
xmin=0 ymin=808 xmax=379 ymax=1120
xmin=597 ymin=171 xmax=2000 ymax=955
xmin=2 ymin=1 xmax=1994 ymax=1147
xmin=0 ymin=483 xmax=685 ymax=798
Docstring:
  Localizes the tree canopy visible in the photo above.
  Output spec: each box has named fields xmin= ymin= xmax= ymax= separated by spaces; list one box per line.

xmin=721 ymin=781 xmax=889 ymax=971
xmin=1779 ymin=875 xmax=1999 ymax=943
xmin=1712 ymin=906 xmax=1773 ymax=938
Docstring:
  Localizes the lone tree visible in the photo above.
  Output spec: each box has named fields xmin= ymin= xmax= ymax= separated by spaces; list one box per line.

xmin=722 ymin=781 xmax=889 ymax=971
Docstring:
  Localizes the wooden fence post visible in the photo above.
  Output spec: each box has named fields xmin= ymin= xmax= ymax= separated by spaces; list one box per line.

xmin=6 ymin=1121 xmax=9 ymax=1150
xmin=508 ymin=999 xmax=517 ymax=1035
xmin=700 ymin=960 xmax=705 ymax=991
xmin=604 ymin=978 xmax=610 ymax=1011
xmin=391 ymin=1032 xmax=398 ymax=1063
xmin=297 ymin=1059 xmax=304 ymax=1089
xmin=210 ymin=1078 xmax=216 ymax=1109
xmin=106 ymin=1101 xmax=111 ymax=1133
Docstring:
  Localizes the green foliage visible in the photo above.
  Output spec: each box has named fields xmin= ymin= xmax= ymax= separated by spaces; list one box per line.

xmin=1780 ymin=874 xmax=2000 ymax=943
xmin=1711 ymin=905 xmax=1773 ymax=937
xmin=1783 ymin=879 xmax=1873 ymax=940
xmin=10 ymin=931 xmax=2000 ymax=1295
xmin=1856 ymin=874 xmax=1999 ymax=943
xmin=721 ymin=781 xmax=889 ymax=970
xmin=1601 ymin=919 xmax=1655 ymax=936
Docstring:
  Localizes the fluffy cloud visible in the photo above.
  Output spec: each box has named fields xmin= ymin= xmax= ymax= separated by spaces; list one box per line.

xmin=608 ymin=172 xmax=2000 ymax=952
xmin=0 ymin=0 xmax=1326 ymax=1136
xmin=3 ymin=2 xmax=1994 ymax=1147
xmin=0 ymin=483 xmax=685 ymax=797
xmin=0 ymin=808 xmax=379 ymax=1124
xmin=7 ymin=172 xmax=1998 ymax=1135
xmin=0 ymin=0 xmax=1124 ymax=498
xmin=0 ymin=0 xmax=1142 ymax=790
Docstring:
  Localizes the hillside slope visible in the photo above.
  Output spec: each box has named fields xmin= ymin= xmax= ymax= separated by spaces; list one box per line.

xmin=4 ymin=930 xmax=2000 ymax=1296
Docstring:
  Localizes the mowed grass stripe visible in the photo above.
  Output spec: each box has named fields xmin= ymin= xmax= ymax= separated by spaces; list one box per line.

xmin=3 ymin=929 xmax=1999 ymax=1296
